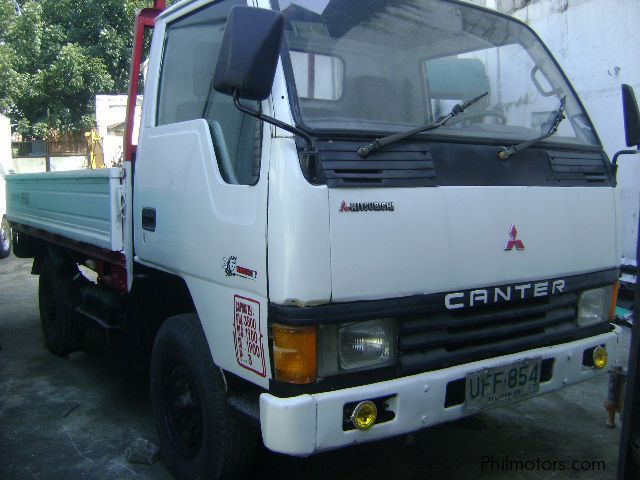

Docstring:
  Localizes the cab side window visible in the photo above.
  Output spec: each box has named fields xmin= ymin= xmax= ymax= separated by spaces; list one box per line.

xmin=156 ymin=0 xmax=262 ymax=185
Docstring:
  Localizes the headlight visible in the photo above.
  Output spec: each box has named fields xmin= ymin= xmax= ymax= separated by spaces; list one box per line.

xmin=577 ymin=286 xmax=613 ymax=326
xmin=339 ymin=319 xmax=395 ymax=370
xmin=318 ymin=318 xmax=396 ymax=376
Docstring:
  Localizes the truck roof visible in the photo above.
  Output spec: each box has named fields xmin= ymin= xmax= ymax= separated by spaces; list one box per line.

xmin=156 ymin=0 xmax=203 ymax=20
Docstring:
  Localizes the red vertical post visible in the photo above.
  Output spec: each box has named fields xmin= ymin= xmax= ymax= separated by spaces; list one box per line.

xmin=123 ymin=4 xmax=165 ymax=163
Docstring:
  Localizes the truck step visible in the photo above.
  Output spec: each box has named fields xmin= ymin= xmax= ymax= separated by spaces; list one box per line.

xmin=76 ymin=285 xmax=126 ymax=331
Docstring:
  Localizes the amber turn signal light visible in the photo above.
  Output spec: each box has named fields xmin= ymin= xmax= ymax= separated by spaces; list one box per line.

xmin=273 ymin=324 xmax=317 ymax=384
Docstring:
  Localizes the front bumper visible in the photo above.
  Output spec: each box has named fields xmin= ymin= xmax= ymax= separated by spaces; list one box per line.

xmin=259 ymin=326 xmax=621 ymax=456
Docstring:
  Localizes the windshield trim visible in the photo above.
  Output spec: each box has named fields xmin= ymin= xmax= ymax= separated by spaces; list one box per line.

xmin=270 ymin=0 xmax=603 ymax=149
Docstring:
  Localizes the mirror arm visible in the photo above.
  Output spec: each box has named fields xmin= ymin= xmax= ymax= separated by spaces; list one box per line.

xmin=232 ymin=92 xmax=317 ymax=153
xmin=612 ymin=147 xmax=639 ymax=177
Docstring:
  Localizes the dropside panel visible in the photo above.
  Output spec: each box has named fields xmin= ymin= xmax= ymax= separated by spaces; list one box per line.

xmin=5 ymin=168 xmax=126 ymax=252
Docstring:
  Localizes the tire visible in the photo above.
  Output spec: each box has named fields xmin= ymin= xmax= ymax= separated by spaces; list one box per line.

xmin=151 ymin=314 xmax=257 ymax=480
xmin=38 ymin=257 xmax=84 ymax=355
xmin=0 ymin=217 xmax=11 ymax=259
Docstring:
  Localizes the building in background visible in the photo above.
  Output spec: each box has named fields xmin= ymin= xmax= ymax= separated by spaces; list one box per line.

xmin=95 ymin=95 xmax=142 ymax=167
xmin=468 ymin=0 xmax=640 ymax=283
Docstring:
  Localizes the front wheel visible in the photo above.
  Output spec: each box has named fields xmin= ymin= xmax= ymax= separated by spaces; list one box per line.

xmin=150 ymin=314 xmax=257 ymax=480
xmin=0 ymin=217 xmax=11 ymax=259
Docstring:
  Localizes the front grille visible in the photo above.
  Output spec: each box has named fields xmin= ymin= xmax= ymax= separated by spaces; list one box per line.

xmin=398 ymin=292 xmax=586 ymax=374
xmin=548 ymin=151 xmax=609 ymax=185
xmin=310 ymin=138 xmax=613 ymax=189
xmin=317 ymin=140 xmax=436 ymax=188
xmin=268 ymin=269 xmax=618 ymax=397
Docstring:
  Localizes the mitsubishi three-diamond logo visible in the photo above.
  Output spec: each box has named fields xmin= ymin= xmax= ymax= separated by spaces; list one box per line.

xmin=504 ymin=225 xmax=525 ymax=251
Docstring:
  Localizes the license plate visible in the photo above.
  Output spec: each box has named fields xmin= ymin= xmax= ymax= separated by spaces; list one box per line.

xmin=465 ymin=358 xmax=542 ymax=411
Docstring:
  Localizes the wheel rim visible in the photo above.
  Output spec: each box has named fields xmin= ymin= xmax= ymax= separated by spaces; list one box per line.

xmin=1 ymin=225 xmax=9 ymax=252
xmin=163 ymin=362 xmax=203 ymax=459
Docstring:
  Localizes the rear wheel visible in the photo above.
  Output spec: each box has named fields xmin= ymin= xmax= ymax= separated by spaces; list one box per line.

xmin=151 ymin=314 xmax=257 ymax=480
xmin=0 ymin=217 xmax=11 ymax=259
xmin=38 ymin=257 xmax=84 ymax=355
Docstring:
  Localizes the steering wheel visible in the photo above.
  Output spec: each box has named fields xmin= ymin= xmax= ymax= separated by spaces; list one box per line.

xmin=446 ymin=109 xmax=507 ymax=126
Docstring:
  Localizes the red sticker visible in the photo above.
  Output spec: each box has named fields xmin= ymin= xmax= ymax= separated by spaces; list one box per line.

xmin=233 ymin=295 xmax=266 ymax=377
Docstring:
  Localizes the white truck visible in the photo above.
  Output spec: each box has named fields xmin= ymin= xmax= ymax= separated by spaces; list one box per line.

xmin=5 ymin=0 xmax=640 ymax=479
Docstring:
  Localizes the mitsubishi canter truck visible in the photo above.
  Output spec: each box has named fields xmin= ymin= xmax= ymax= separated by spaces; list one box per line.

xmin=6 ymin=0 xmax=640 ymax=479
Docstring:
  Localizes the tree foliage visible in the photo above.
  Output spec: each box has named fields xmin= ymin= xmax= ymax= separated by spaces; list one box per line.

xmin=0 ymin=0 xmax=152 ymax=138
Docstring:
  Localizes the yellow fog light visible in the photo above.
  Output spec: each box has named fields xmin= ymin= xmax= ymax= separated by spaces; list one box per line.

xmin=351 ymin=401 xmax=378 ymax=430
xmin=593 ymin=346 xmax=608 ymax=369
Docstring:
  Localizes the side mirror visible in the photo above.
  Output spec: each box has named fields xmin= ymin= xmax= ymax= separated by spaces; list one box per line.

xmin=612 ymin=85 xmax=640 ymax=177
xmin=622 ymin=84 xmax=640 ymax=148
xmin=213 ymin=6 xmax=284 ymax=101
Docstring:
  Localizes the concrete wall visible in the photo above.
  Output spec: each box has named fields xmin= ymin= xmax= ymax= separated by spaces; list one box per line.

xmin=11 ymin=156 xmax=86 ymax=174
xmin=468 ymin=0 xmax=640 ymax=265
xmin=0 ymin=115 xmax=11 ymax=173
xmin=0 ymin=115 xmax=11 ymax=219
xmin=0 ymin=115 xmax=9 ymax=217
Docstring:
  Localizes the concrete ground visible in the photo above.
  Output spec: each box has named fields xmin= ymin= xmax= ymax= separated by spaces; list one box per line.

xmin=0 ymin=255 xmax=630 ymax=480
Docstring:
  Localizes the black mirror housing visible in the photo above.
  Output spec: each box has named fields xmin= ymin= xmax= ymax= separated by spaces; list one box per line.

xmin=213 ymin=6 xmax=284 ymax=101
xmin=611 ymin=85 xmax=640 ymax=177
xmin=622 ymin=84 xmax=640 ymax=148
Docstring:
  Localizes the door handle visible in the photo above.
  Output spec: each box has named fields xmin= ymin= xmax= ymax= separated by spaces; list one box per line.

xmin=142 ymin=207 xmax=156 ymax=232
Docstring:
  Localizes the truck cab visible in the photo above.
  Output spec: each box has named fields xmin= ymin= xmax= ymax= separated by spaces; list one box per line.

xmin=6 ymin=0 xmax=634 ymax=478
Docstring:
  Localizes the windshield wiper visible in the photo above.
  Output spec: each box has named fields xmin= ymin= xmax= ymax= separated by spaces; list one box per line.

xmin=356 ymin=91 xmax=488 ymax=158
xmin=498 ymin=96 xmax=567 ymax=160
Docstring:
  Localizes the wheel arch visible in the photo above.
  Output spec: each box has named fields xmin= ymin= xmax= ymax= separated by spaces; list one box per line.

xmin=122 ymin=265 xmax=198 ymax=363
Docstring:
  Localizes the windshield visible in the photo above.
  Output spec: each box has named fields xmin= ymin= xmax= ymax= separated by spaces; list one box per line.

xmin=275 ymin=0 xmax=598 ymax=147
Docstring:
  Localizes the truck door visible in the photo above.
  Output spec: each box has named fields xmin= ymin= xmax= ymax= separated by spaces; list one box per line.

xmin=133 ymin=0 xmax=271 ymax=386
